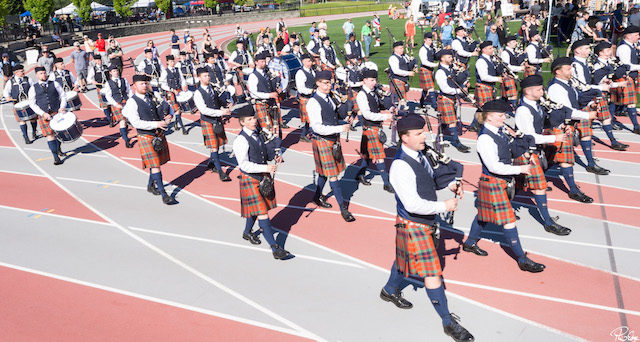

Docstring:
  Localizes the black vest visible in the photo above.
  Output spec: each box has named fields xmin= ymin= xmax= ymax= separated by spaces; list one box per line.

xmin=206 ymin=64 xmax=219 ymax=83
xmin=33 ymin=81 xmax=60 ymax=113
xmin=253 ymin=69 xmax=274 ymax=93
xmin=310 ymin=39 xmax=320 ymax=54
xmin=620 ymin=40 xmax=639 ymax=78
xmin=313 ymin=92 xmax=340 ymax=141
xmin=10 ymin=77 xmax=30 ymax=101
xmin=94 ymin=65 xmax=107 ymax=86
xmin=518 ymin=101 xmax=545 ymax=134
xmin=572 ymin=58 xmax=592 ymax=84
xmin=421 ymin=44 xmax=435 ymax=68
xmin=165 ymin=68 xmax=180 ymax=90
xmin=438 ymin=66 xmax=458 ymax=100
xmin=548 ymin=78 xmax=579 ymax=109
xmin=239 ymin=129 xmax=268 ymax=174
xmin=214 ymin=59 xmax=226 ymax=80
xmin=393 ymin=148 xmax=437 ymax=226
xmin=362 ymin=90 xmax=383 ymax=127
xmin=479 ymin=128 xmax=513 ymax=181
xmin=144 ymin=58 xmax=161 ymax=77
xmin=347 ymin=66 xmax=362 ymax=88
xmin=455 ymin=37 xmax=471 ymax=64
xmin=299 ymin=68 xmax=315 ymax=94
xmin=234 ymin=50 xmax=248 ymax=65
xmin=592 ymin=60 xmax=613 ymax=84
xmin=1 ymin=61 xmax=12 ymax=77
xmin=322 ymin=45 xmax=335 ymax=64
xmin=391 ymin=53 xmax=409 ymax=83
xmin=54 ymin=70 xmax=73 ymax=90
xmin=348 ymin=41 xmax=362 ymax=59
xmin=505 ymin=49 xmax=518 ymax=66
xmin=179 ymin=61 xmax=193 ymax=76
xmin=108 ymin=78 xmax=128 ymax=103
xmin=131 ymin=95 xmax=161 ymax=135
xmin=196 ymin=86 xmax=222 ymax=124
xmin=475 ymin=55 xmax=498 ymax=85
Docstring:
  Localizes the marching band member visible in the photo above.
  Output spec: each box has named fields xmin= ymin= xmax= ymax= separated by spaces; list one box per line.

xmin=104 ymin=65 xmax=134 ymax=148
xmin=193 ymin=67 xmax=232 ymax=182
xmin=380 ymin=114 xmax=473 ymax=342
xmin=592 ymin=41 xmax=629 ymax=131
xmin=28 ymin=66 xmax=68 ymax=165
xmin=344 ymin=32 xmax=365 ymax=60
xmin=49 ymin=58 xmax=79 ymax=92
xmin=159 ymin=55 xmax=188 ymax=134
xmin=434 ymin=49 xmax=471 ymax=152
xmin=524 ymin=30 xmax=551 ymax=77
xmin=290 ymin=42 xmax=302 ymax=59
xmin=237 ymin=31 xmax=254 ymax=54
xmin=177 ymin=51 xmax=197 ymax=92
xmin=388 ymin=41 xmax=414 ymax=103
xmin=122 ymin=74 xmax=174 ymax=204
xmin=320 ymin=37 xmax=341 ymax=78
xmin=204 ymin=53 xmax=221 ymax=85
xmin=354 ymin=69 xmax=394 ymax=193
xmin=256 ymin=35 xmax=277 ymax=57
xmin=500 ymin=35 xmax=523 ymax=110
xmin=87 ymin=56 xmax=112 ymax=125
xmin=467 ymin=41 xmax=503 ymax=131
xmin=228 ymin=40 xmax=255 ymax=70
xmin=295 ymin=54 xmax=316 ymax=142
xmin=418 ymin=32 xmax=438 ymax=108
xmin=514 ymin=75 xmax=572 ymax=235
xmin=137 ymin=48 xmax=164 ymax=79
xmin=547 ymin=57 xmax=596 ymax=202
xmin=248 ymin=52 xmax=284 ymax=134
xmin=613 ymin=25 xmax=640 ymax=134
xmin=344 ymin=53 xmax=363 ymax=115
xmin=4 ymin=65 xmax=38 ymax=144
xmin=571 ymin=39 xmax=627 ymax=151
xmin=307 ymin=29 xmax=322 ymax=68
xmin=451 ymin=26 xmax=478 ymax=68
xmin=232 ymin=104 xmax=290 ymax=259
xmin=306 ymin=70 xmax=355 ymax=222
xmin=462 ymin=100 xmax=546 ymax=273
xmin=281 ymin=34 xmax=298 ymax=55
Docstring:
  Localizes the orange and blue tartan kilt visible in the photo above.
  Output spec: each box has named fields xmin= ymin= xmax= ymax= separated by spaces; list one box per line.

xmin=137 ymin=133 xmax=170 ymax=169
xmin=37 ymin=114 xmax=55 ymax=136
xmin=165 ymin=91 xmax=181 ymax=113
xmin=419 ymin=67 xmax=435 ymax=90
xmin=437 ymin=95 xmax=457 ymax=125
xmin=254 ymin=101 xmax=281 ymax=135
xmin=110 ymin=101 xmax=126 ymax=123
xmin=312 ymin=137 xmax=346 ymax=177
xmin=348 ymin=88 xmax=360 ymax=113
xmin=611 ymin=77 xmax=638 ymax=106
xmin=201 ymin=119 xmax=227 ymax=150
xmin=524 ymin=64 xmax=539 ymax=77
xmin=391 ymin=78 xmax=408 ymax=100
xmin=513 ymin=154 xmax=547 ymax=191
xmin=97 ymin=87 xmax=109 ymax=109
xmin=298 ymin=95 xmax=310 ymax=123
xmin=361 ymin=126 xmax=385 ymax=161
xmin=502 ymin=76 xmax=518 ymax=99
xmin=321 ymin=64 xmax=336 ymax=80
xmin=544 ymin=127 xmax=574 ymax=164
xmin=394 ymin=216 xmax=442 ymax=278
xmin=477 ymin=175 xmax=517 ymax=226
xmin=239 ymin=173 xmax=277 ymax=218
xmin=573 ymin=117 xmax=593 ymax=138
xmin=475 ymin=83 xmax=494 ymax=108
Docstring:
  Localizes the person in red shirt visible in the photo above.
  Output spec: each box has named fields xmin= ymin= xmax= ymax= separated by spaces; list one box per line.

xmin=95 ymin=33 xmax=106 ymax=62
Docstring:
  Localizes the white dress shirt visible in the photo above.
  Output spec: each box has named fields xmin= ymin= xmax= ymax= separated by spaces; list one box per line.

xmin=616 ymin=40 xmax=640 ymax=72
xmin=48 ymin=69 xmax=78 ymax=89
xmin=86 ymin=65 xmax=108 ymax=85
xmin=3 ymin=76 xmax=33 ymax=100
xmin=307 ymin=39 xmax=320 ymax=55
xmin=571 ymin=56 xmax=604 ymax=90
xmin=228 ymin=50 xmax=254 ymax=66
xmin=501 ymin=48 xmax=523 ymax=72
xmin=344 ymin=41 xmax=365 ymax=58
xmin=122 ymin=92 xmax=174 ymax=130
xmin=193 ymin=84 xmax=224 ymax=117
xmin=27 ymin=80 xmax=67 ymax=115
xmin=356 ymin=85 xmax=388 ymax=122
xmin=452 ymin=38 xmax=473 ymax=58
xmin=389 ymin=144 xmax=447 ymax=215
xmin=295 ymin=67 xmax=315 ymax=96
xmin=104 ymin=78 xmax=133 ymax=106
xmin=419 ymin=44 xmax=438 ymax=68
xmin=477 ymin=123 xmax=522 ymax=176
xmin=247 ymin=68 xmax=273 ymax=99
xmin=137 ymin=58 xmax=165 ymax=75
xmin=233 ymin=127 xmax=269 ymax=174
xmin=159 ymin=67 xmax=187 ymax=92
xmin=476 ymin=55 xmax=501 ymax=83
xmin=307 ymin=92 xmax=343 ymax=136
xmin=320 ymin=45 xmax=340 ymax=68
xmin=547 ymin=78 xmax=590 ymax=121
xmin=515 ymin=97 xmax=557 ymax=145
xmin=526 ymin=42 xmax=545 ymax=65
xmin=388 ymin=53 xmax=412 ymax=76
xmin=434 ymin=65 xmax=462 ymax=95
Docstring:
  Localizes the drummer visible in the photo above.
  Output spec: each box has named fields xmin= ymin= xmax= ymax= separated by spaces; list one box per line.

xmin=176 ymin=51 xmax=197 ymax=91
xmin=3 ymin=64 xmax=38 ymax=144
xmin=159 ymin=55 xmax=188 ymax=135
xmin=104 ymin=65 xmax=134 ymax=148
xmin=49 ymin=58 xmax=79 ymax=92
xmin=27 ymin=66 xmax=68 ymax=165
xmin=228 ymin=40 xmax=255 ymax=71
xmin=290 ymin=42 xmax=303 ymax=59
xmin=87 ymin=56 xmax=112 ymax=126
xmin=137 ymin=48 xmax=164 ymax=81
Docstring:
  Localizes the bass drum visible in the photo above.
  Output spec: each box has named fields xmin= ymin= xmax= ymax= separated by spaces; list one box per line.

xmin=335 ymin=67 xmax=347 ymax=82
xmin=268 ymin=54 xmax=302 ymax=91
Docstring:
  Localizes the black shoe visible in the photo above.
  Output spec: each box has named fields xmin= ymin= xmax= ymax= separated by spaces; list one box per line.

xmin=271 ymin=244 xmax=290 ymax=260
xmin=455 ymin=143 xmax=471 ymax=153
xmin=218 ymin=170 xmax=231 ymax=182
xmin=53 ymin=158 xmax=63 ymax=165
xmin=206 ymin=162 xmax=218 ymax=173
xmin=585 ymin=165 xmax=609 ymax=175
xmin=383 ymin=184 xmax=394 ymax=193
xmin=147 ymin=182 xmax=161 ymax=195
xmin=467 ymin=125 xmax=479 ymax=133
xmin=340 ymin=204 xmax=356 ymax=222
xmin=632 ymin=127 xmax=640 ymax=135
xmin=24 ymin=136 xmax=32 ymax=144
xmin=379 ymin=288 xmax=413 ymax=309
xmin=109 ymin=121 xmax=116 ymax=128
xmin=350 ymin=125 xmax=357 ymax=131
xmin=356 ymin=173 xmax=371 ymax=186
xmin=31 ymin=132 xmax=39 ymax=141
xmin=544 ymin=222 xmax=571 ymax=236
xmin=443 ymin=314 xmax=475 ymax=342
xmin=57 ymin=149 xmax=67 ymax=157
xmin=125 ymin=141 xmax=133 ymax=148
xmin=462 ymin=243 xmax=488 ymax=256
xmin=161 ymin=192 xmax=173 ymax=204
xmin=546 ymin=186 xmax=553 ymax=191
xmin=568 ymin=191 xmax=594 ymax=203
xmin=299 ymin=135 xmax=311 ymax=143
xmin=280 ymin=123 xmax=290 ymax=129
xmin=312 ymin=195 xmax=332 ymax=208
xmin=242 ymin=232 xmax=261 ymax=245
xmin=611 ymin=142 xmax=628 ymax=151
xmin=517 ymin=255 xmax=546 ymax=273
xmin=182 ymin=128 xmax=188 ymax=135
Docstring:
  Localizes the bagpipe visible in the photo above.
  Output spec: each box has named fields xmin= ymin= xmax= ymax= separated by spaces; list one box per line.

xmin=386 ymin=27 xmax=396 ymax=54
xmin=447 ymin=71 xmax=479 ymax=109
xmin=569 ymin=77 xmax=606 ymax=108
xmin=451 ymin=57 xmax=470 ymax=84
xmin=491 ymin=49 xmax=519 ymax=81
xmin=539 ymin=41 xmax=554 ymax=62
xmin=540 ymin=92 xmax=579 ymax=146
xmin=593 ymin=57 xmax=630 ymax=82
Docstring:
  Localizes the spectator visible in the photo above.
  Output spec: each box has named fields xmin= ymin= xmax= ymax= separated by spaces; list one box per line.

xmin=496 ymin=17 xmax=508 ymax=47
xmin=372 ymin=13 xmax=382 ymax=47
xmin=147 ymin=40 xmax=159 ymax=59
xmin=83 ymin=35 xmax=96 ymax=59
xmin=95 ymin=33 xmax=107 ymax=62
xmin=183 ymin=29 xmax=190 ymax=44
xmin=108 ymin=34 xmax=120 ymax=48
xmin=235 ymin=25 xmax=244 ymax=39
xmin=388 ymin=4 xmax=393 ymax=19
xmin=592 ymin=22 xmax=608 ymax=42
xmin=343 ymin=18 xmax=355 ymax=42
xmin=107 ymin=39 xmax=124 ymax=76
xmin=201 ymin=35 xmax=214 ymax=56
xmin=486 ymin=25 xmax=501 ymax=49
xmin=37 ymin=49 xmax=54 ymax=74
xmin=478 ymin=0 xmax=486 ymax=18
xmin=361 ymin=20 xmax=372 ymax=56
xmin=318 ymin=19 xmax=327 ymax=37
xmin=405 ymin=15 xmax=415 ymax=48
xmin=630 ymin=5 xmax=640 ymax=28
xmin=309 ymin=22 xmax=317 ymax=35
xmin=70 ymin=42 xmax=89 ymax=92
xmin=440 ymin=16 xmax=453 ymax=47
xmin=170 ymin=29 xmax=180 ymax=57
xmin=530 ymin=1 xmax=542 ymax=17
xmin=184 ymin=36 xmax=198 ymax=62
xmin=485 ymin=12 xmax=495 ymax=38
xmin=276 ymin=18 xmax=286 ymax=34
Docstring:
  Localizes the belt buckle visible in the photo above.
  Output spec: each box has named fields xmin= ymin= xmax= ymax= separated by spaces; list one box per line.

xmin=395 ymin=223 xmax=407 ymax=229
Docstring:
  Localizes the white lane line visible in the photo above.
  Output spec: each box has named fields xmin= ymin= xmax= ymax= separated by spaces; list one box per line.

xmin=0 ymin=145 xmax=16 ymax=149
xmin=129 ymin=226 xmax=364 ymax=269
xmin=0 ymin=204 xmax=112 ymax=226
xmin=0 ymin=262 xmax=308 ymax=339
xmin=0 ymin=169 xmax=48 ymax=178
xmin=56 ymin=177 xmax=149 ymax=190
xmin=21 ymin=147 xmax=109 ymax=158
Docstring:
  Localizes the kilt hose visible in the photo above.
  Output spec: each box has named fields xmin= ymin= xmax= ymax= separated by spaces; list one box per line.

xmin=394 ymin=216 xmax=442 ymax=278
xmin=110 ymin=101 xmax=127 ymax=124
xmin=437 ymin=95 xmax=458 ymax=125
xmin=391 ymin=78 xmax=408 ymax=100
xmin=513 ymin=154 xmax=548 ymax=191
xmin=361 ymin=126 xmax=386 ymax=161
xmin=201 ymin=119 xmax=227 ymax=150
xmin=312 ymin=137 xmax=346 ymax=178
xmin=165 ymin=91 xmax=181 ymax=113
xmin=239 ymin=173 xmax=277 ymax=218
xmin=37 ymin=113 xmax=56 ymax=137
xmin=544 ymin=127 xmax=575 ymax=165
xmin=419 ymin=67 xmax=435 ymax=90
xmin=137 ymin=133 xmax=170 ymax=169
xmin=475 ymin=83 xmax=495 ymax=108
xmin=502 ymin=76 xmax=518 ymax=99
xmin=477 ymin=175 xmax=517 ymax=226
xmin=298 ymin=96 xmax=310 ymax=123
xmin=524 ymin=64 xmax=539 ymax=77
xmin=611 ymin=76 xmax=638 ymax=106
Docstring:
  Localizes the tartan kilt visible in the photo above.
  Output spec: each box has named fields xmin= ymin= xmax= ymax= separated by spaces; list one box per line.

xmin=254 ymin=102 xmax=280 ymax=134
xmin=138 ymin=133 xmax=170 ymax=169
xmin=391 ymin=78 xmax=408 ymax=100
xmin=201 ymin=119 xmax=227 ymax=150
xmin=611 ymin=77 xmax=637 ymax=106
xmin=312 ymin=137 xmax=346 ymax=177
xmin=110 ymin=101 xmax=126 ymax=123
xmin=165 ymin=91 xmax=181 ymax=113
xmin=97 ymin=87 xmax=109 ymax=109
xmin=475 ymin=83 xmax=494 ymax=108
xmin=544 ymin=127 xmax=574 ymax=164
xmin=349 ymin=88 xmax=360 ymax=113
xmin=298 ymin=95 xmax=310 ymax=123
xmin=239 ymin=173 xmax=277 ymax=218
xmin=573 ymin=116 xmax=593 ymax=138
xmin=394 ymin=216 xmax=442 ymax=278
xmin=477 ymin=175 xmax=517 ymax=226
xmin=37 ymin=114 xmax=55 ymax=136
xmin=589 ymin=97 xmax=612 ymax=122
xmin=321 ymin=64 xmax=336 ymax=80
xmin=419 ymin=67 xmax=435 ymax=90
xmin=437 ymin=95 xmax=457 ymax=125
xmin=361 ymin=126 xmax=386 ymax=161
xmin=524 ymin=64 xmax=539 ymax=77
xmin=502 ymin=76 xmax=518 ymax=99
xmin=513 ymin=154 xmax=547 ymax=191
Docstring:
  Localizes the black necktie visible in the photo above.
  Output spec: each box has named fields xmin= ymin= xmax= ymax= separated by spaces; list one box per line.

xmin=145 ymin=95 xmax=152 ymax=107
xmin=208 ymin=86 xmax=214 ymax=98
xmin=498 ymin=129 xmax=508 ymax=141
xmin=418 ymin=152 xmax=434 ymax=177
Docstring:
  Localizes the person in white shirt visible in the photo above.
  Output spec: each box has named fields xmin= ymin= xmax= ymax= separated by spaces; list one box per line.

xmin=4 ymin=64 xmax=38 ymax=144
xmin=319 ymin=36 xmax=341 ymax=73
xmin=451 ymin=26 xmax=478 ymax=68
xmin=524 ymin=30 xmax=551 ymax=76
xmin=137 ymin=48 xmax=165 ymax=80
xmin=247 ymin=52 xmax=285 ymax=135
xmin=418 ymin=32 xmax=438 ymax=108
xmin=49 ymin=58 xmax=79 ymax=92
xmin=159 ymin=55 xmax=187 ymax=134
xmin=499 ymin=35 xmax=522 ymax=109
xmin=295 ymin=54 xmax=316 ymax=142
xmin=614 ymin=26 xmax=640 ymax=134
xmin=344 ymin=32 xmax=365 ymax=59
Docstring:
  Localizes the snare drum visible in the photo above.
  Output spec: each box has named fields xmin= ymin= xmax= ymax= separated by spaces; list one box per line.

xmin=49 ymin=111 xmax=83 ymax=143
xmin=14 ymin=100 xmax=37 ymax=121
xmin=225 ymin=73 xmax=233 ymax=84
xmin=362 ymin=61 xmax=378 ymax=71
xmin=335 ymin=67 xmax=347 ymax=82
xmin=185 ymin=75 xmax=196 ymax=86
xmin=176 ymin=91 xmax=195 ymax=113
xmin=65 ymin=91 xmax=82 ymax=111
xmin=242 ymin=67 xmax=254 ymax=76
xmin=149 ymin=79 xmax=160 ymax=92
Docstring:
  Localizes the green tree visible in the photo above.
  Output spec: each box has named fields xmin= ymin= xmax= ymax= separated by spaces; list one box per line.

xmin=234 ymin=0 xmax=246 ymax=6
xmin=113 ymin=0 xmax=134 ymax=18
xmin=7 ymin=0 xmax=24 ymax=15
xmin=0 ymin=0 xmax=8 ymax=26
xmin=204 ymin=0 xmax=216 ymax=14
xmin=155 ymin=0 xmax=170 ymax=16
xmin=72 ymin=0 xmax=91 ymax=24
xmin=23 ymin=0 xmax=54 ymax=25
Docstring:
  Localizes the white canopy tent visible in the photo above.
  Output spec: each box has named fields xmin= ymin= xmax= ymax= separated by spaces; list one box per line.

xmin=54 ymin=2 xmax=114 ymax=15
xmin=90 ymin=2 xmax=113 ymax=11
xmin=131 ymin=0 xmax=156 ymax=8
xmin=54 ymin=3 xmax=77 ymax=15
